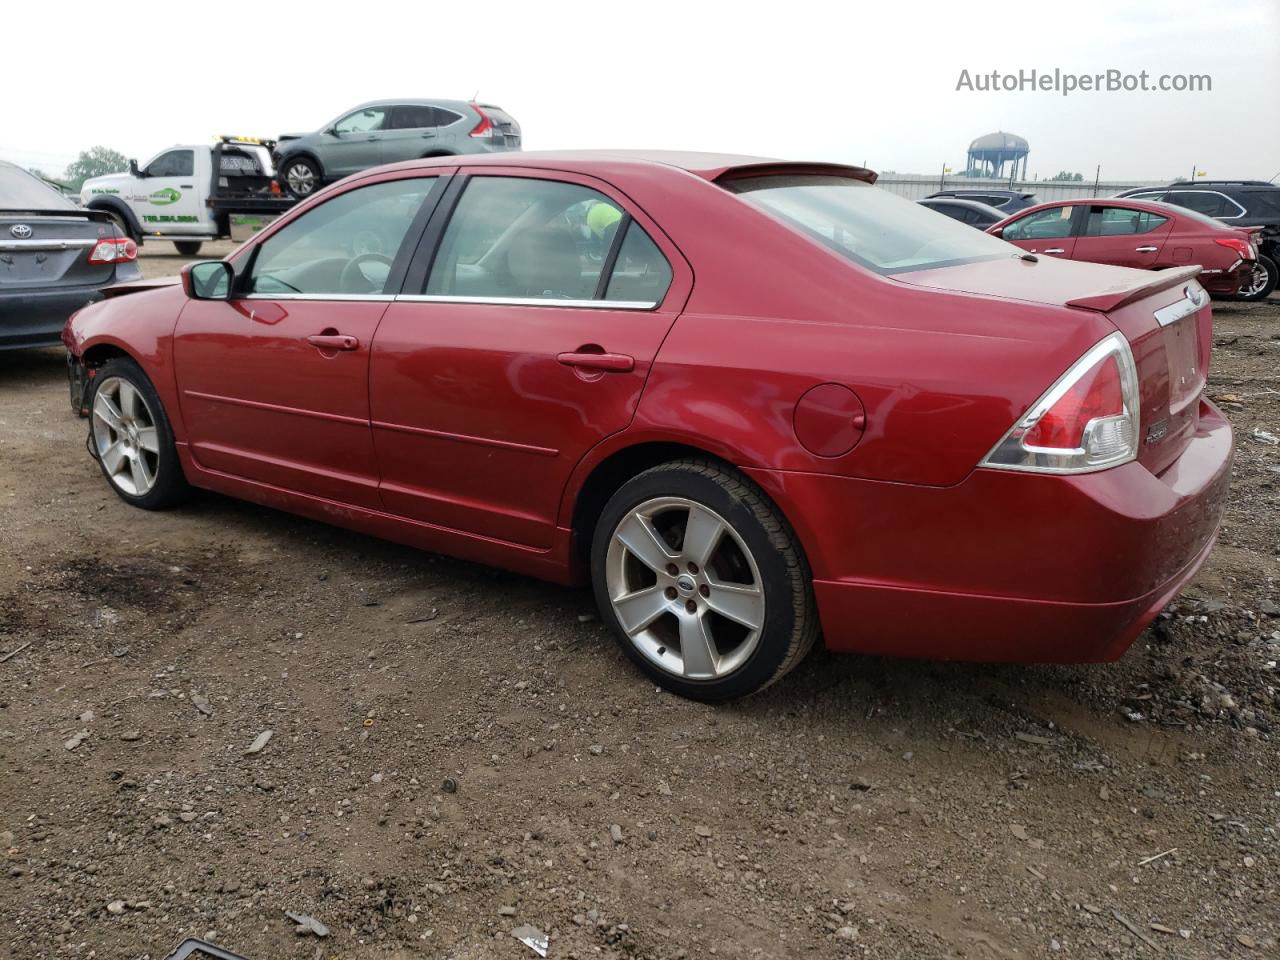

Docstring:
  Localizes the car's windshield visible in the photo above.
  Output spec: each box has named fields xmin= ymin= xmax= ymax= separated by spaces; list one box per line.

xmin=725 ymin=174 xmax=1016 ymax=274
xmin=0 ymin=162 xmax=76 ymax=212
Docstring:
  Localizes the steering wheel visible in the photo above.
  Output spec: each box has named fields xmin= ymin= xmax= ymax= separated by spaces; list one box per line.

xmin=339 ymin=253 xmax=394 ymax=294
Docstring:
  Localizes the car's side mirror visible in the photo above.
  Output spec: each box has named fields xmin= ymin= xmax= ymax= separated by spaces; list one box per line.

xmin=327 ymin=127 xmax=341 ymax=137
xmin=129 ymin=159 xmax=142 ymax=177
xmin=988 ymin=225 xmax=1004 ymax=237
xmin=182 ymin=261 xmax=234 ymax=301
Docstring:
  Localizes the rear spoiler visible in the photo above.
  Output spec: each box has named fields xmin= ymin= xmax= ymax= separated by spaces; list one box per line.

xmin=100 ymin=276 xmax=181 ymax=299
xmin=715 ymin=162 xmax=878 ymax=186
xmin=1066 ymin=266 xmax=1202 ymax=313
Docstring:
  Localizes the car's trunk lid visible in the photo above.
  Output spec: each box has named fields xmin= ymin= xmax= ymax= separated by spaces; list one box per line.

xmin=0 ymin=208 xmax=118 ymax=290
xmin=897 ymin=257 xmax=1209 ymax=476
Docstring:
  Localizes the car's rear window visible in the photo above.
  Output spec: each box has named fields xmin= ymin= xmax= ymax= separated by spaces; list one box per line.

xmin=724 ymin=174 xmax=1014 ymax=275
xmin=0 ymin=163 xmax=76 ymax=211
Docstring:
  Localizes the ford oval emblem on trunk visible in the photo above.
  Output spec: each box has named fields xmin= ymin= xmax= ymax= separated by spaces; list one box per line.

xmin=10 ymin=224 xmax=33 ymax=239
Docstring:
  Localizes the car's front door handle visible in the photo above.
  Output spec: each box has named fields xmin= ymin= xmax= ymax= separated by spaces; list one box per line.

xmin=307 ymin=333 xmax=359 ymax=351
xmin=1043 ymin=247 xmax=1066 ymax=254
xmin=180 ymin=184 xmax=193 ymax=189
xmin=1135 ymin=246 xmax=1158 ymax=252
xmin=557 ymin=351 xmax=635 ymax=373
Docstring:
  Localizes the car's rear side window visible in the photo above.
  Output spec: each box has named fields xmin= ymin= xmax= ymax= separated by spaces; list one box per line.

xmin=725 ymin=175 xmax=1014 ymax=274
xmin=1084 ymin=206 xmax=1169 ymax=236
xmin=424 ymin=176 xmax=669 ymax=306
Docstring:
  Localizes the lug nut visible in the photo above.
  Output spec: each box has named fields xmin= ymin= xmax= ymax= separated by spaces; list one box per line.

xmin=665 ymin=587 xmax=678 ymax=600
xmin=685 ymin=600 xmax=697 ymax=613
xmin=699 ymin=584 xmax=710 ymax=597
xmin=666 ymin=563 xmax=679 ymax=576
xmin=688 ymin=562 xmax=699 ymax=574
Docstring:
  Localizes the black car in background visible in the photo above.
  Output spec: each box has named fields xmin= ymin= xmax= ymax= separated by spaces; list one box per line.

xmin=917 ymin=196 xmax=1008 ymax=228
xmin=924 ymin=188 xmax=1038 ymax=213
xmin=0 ymin=160 xmax=142 ymax=351
xmin=1114 ymin=180 xmax=1280 ymax=301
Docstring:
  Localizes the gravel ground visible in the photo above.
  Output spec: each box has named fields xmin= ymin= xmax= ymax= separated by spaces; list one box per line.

xmin=0 ymin=246 xmax=1277 ymax=960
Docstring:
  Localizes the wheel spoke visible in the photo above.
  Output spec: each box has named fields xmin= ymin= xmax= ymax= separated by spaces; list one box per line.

xmin=704 ymin=582 xmax=764 ymax=631
xmin=613 ymin=585 xmax=671 ymax=636
xmin=129 ymin=455 xmax=150 ymax=494
xmin=136 ymin=426 xmax=160 ymax=454
xmin=615 ymin=512 xmax=677 ymax=573
xmin=678 ymin=613 xmax=719 ymax=679
xmin=93 ymin=394 xmax=123 ymax=431
xmin=117 ymin=381 xmax=140 ymax=419
xmin=100 ymin=441 xmax=127 ymax=475
xmin=681 ymin=505 xmax=724 ymax=568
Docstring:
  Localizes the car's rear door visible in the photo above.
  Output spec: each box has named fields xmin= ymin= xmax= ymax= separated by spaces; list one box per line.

xmin=173 ymin=172 xmax=447 ymax=508
xmin=1071 ymin=205 xmax=1172 ymax=269
xmin=369 ymin=169 xmax=692 ymax=550
xmin=998 ymin=204 xmax=1079 ymax=258
xmin=378 ymin=105 xmax=445 ymax=165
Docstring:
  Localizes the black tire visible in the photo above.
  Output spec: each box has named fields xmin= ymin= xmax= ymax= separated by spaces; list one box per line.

xmin=87 ymin=357 xmax=190 ymax=510
xmin=174 ymin=240 xmax=203 ymax=257
xmin=1234 ymin=255 xmax=1278 ymax=302
xmin=280 ymin=155 xmax=322 ymax=198
xmin=590 ymin=459 xmax=818 ymax=701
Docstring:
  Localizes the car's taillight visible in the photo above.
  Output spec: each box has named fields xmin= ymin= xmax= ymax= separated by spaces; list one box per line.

xmin=468 ymin=104 xmax=495 ymax=138
xmin=87 ymin=237 xmax=138 ymax=264
xmin=1213 ymin=236 xmax=1253 ymax=260
xmin=981 ymin=332 xmax=1140 ymax=474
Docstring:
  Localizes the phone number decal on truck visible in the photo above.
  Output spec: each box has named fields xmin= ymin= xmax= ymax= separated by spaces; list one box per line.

xmin=141 ymin=214 xmax=200 ymax=223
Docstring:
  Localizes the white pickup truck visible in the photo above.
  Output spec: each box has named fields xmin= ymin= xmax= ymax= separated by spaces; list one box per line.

xmin=80 ymin=137 xmax=296 ymax=255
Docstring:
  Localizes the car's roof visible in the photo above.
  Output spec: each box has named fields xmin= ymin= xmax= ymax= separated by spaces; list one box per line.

xmin=375 ymin=149 xmax=878 ymax=184
xmin=350 ymin=98 xmax=477 ymax=111
xmin=1004 ymin=196 xmax=1234 ymax=221
xmin=919 ymin=197 xmax=1005 ymax=213
xmin=931 ymin=188 xmax=1035 ymax=198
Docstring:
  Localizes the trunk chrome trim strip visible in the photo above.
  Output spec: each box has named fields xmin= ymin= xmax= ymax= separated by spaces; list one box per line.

xmin=1153 ymin=281 xmax=1208 ymax=328
xmin=0 ymin=239 xmax=96 ymax=252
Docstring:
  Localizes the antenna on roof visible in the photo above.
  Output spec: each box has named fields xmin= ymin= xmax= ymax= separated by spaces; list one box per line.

xmin=471 ymin=90 xmax=480 ymax=102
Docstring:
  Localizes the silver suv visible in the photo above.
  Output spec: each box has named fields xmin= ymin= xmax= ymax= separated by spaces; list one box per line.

xmin=274 ymin=100 xmax=521 ymax=197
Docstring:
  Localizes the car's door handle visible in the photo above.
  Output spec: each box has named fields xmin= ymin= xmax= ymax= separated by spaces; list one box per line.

xmin=307 ymin=333 xmax=359 ymax=351
xmin=180 ymin=184 xmax=193 ymax=189
xmin=1135 ymin=246 xmax=1158 ymax=252
xmin=366 ymin=136 xmax=378 ymax=141
xmin=1043 ymin=247 xmax=1066 ymax=254
xmin=557 ymin=351 xmax=635 ymax=372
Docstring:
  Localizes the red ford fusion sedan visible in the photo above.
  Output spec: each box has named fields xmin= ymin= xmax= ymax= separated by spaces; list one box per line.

xmin=63 ymin=152 xmax=1232 ymax=701
xmin=989 ymin=196 xmax=1263 ymax=298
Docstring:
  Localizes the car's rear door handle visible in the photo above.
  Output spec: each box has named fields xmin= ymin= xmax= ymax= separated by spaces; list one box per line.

xmin=557 ymin=351 xmax=635 ymax=372
xmin=1043 ymin=247 xmax=1066 ymax=254
xmin=1135 ymin=246 xmax=1158 ymax=252
xmin=307 ymin=333 xmax=359 ymax=351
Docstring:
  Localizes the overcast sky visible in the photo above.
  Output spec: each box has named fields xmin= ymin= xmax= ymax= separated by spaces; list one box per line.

xmin=4 ymin=0 xmax=1277 ymax=183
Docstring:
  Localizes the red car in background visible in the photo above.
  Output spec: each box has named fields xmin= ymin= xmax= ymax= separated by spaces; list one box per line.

xmin=63 ymin=152 xmax=1232 ymax=701
xmin=989 ymin=197 xmax=1262 ymax=298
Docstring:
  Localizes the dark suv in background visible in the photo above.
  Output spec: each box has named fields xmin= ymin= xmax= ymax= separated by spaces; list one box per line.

xmin=1115 ymin=180 xmax=1280 ymax=300
xmin=924 ymin=188 xmax=1038 ymax=213
xmin=273 ymin=99 xmax=521 ymax=198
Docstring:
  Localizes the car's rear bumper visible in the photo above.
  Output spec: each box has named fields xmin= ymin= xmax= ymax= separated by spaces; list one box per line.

xmin=746 ymin=399 xmax=1233 ymax=662
xmin=1 ymin=285 xmax=108 ymax=351
xmin=1200 ymin=258 xmax=1252 ymax=295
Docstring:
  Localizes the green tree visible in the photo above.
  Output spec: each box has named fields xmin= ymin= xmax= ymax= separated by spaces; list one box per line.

xmin=1049 ymin=170 xmax=1085 ymax=182
xmin=63 ymin=146 xmax=129 ymax=190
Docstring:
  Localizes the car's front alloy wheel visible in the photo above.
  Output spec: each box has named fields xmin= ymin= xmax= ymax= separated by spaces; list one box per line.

xmin=89 ymin=358 xmax=189 ymax=509
xmin=592 ymin=460 xmax=817 ymax=701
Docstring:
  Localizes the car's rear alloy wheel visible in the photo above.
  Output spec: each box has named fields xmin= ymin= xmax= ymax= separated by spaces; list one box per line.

xmin=1235 ymin=255 xmax=1278 ymax=302
xmin=592 ymin=460 xmax=817 ymax=701
xmin=89 ymin=359 xmax=189 ymax=509
xmin=283 ymin=158 xmax=320 ymax=198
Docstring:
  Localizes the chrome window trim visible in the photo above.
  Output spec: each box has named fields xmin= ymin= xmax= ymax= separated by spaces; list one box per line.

xmin=1153 ymin=281 xmax=1208 ymax=328
xmin=394 ymin=294 xmax=658 ymax=311
xmin=0 ymin=238 xmax=95 ymax=251
xmin=241 ymin=292 xmax=395 ymax=302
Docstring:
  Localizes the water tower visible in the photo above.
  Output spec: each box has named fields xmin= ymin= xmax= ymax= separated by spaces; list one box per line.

xmin=965 ymin=131 xmax=1029 ymax=180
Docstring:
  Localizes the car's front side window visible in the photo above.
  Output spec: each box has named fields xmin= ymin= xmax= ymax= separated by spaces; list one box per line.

xmin=247 ymin=178 xmax=434 ymax=297
xmin=426 ymin=177 xmax=628 ymax=301
xmin=1002 ymin=206 xmax=1075 ymax=241
xmin=334 ymin=108 xmax=387 ymax=135
xmin=146 ymin=150 xmax=194 ymax=178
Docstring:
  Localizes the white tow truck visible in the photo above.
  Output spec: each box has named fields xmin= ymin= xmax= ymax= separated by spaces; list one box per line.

xmin=80 ymin=137 xmax=297 ymax=255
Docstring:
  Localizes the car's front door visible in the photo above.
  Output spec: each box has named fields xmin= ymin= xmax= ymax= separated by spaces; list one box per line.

xmin=378 ymin=105 xmax=445 ymax=165
xmin=998 ymin=204 xmax=1079 ymax=258
xmin=174 ymin=173 xmax=445 ymax=508
xmin=369 ymin=171 xmax=691 ymax=549
xmin=324 ymin=106 xmax=390 ymax=176
xmin=1071 ymin=205 xmax=1172 ymax=269
xmin=133 ymin=148 xmax=205 ymax=235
